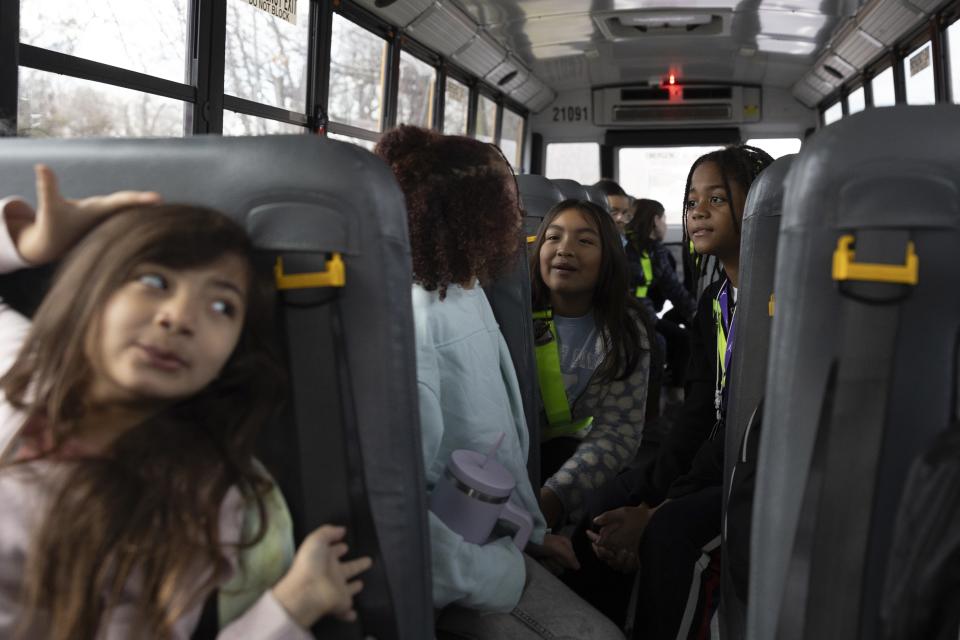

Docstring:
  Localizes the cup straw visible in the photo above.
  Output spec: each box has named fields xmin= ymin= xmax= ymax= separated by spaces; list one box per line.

xmin=481 ymin=432 xmax=506 ymax=468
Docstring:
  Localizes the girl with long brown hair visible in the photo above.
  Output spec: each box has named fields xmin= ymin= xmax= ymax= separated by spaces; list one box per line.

xmin=529 ymin=199 xmax=652 ymax=530
xmin=0 ymin=166 xmax=370 ymax=639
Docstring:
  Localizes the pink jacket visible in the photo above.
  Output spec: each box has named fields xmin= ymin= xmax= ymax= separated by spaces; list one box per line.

xmin=0 ymin=197 xmax=312 ymax=640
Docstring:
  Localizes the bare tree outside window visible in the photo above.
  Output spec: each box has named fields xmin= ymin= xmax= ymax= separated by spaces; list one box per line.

xmin=18 ymin=68 xmax=184 ymax=138
xmin=225 ymin=0 xmax=310 ymax=112
xmin=499 ymin=108 xmax=524 ymax=171
xmin=19 ymin=0 xmax=188 ymax=82
xmin=475 ymin=95 xmax=496 ymax=143
xmin=328 ymin=132 xmax=377 ymax=151
xmin=443 ymin=77 xmax=468 ymax=135
xmin=223 ymin=111 xmax=306 ymax=135
xmin=17 ymin=0 xmax=188 ymax=137
xmin=17 ymin=0 xmax=314 ymax=138
xmin=328 ymin=14 xmax=386 ymax=132
xmin=396 ymin=51 xmax=435 ymax=128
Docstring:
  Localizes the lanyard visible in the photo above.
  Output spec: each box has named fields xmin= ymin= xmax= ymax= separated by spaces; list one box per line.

xmin=712 ymin=279 xmax=738 ymax=420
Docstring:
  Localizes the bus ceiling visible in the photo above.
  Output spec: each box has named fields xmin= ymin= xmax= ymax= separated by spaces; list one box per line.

xmin=357 ymin=0 xmax=947 ymax=116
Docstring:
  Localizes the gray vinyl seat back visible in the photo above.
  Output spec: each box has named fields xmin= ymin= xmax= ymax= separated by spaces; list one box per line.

xmin=482 ymin=230 xmax=541 ymax=488
xmin=0 ymin=136 xmax=431 ymax=640
xmin=720 ymin=154 xmax=794 ymax=640
xmin=517 ymin=174 xmax=564 ymax=236
xmin=749 ymin=106 xmax=960 ymax=640
xmin=551 ymin=178 xmax=589 ymax=202
xmin=584 ymin=184 xmax=611 ymax=213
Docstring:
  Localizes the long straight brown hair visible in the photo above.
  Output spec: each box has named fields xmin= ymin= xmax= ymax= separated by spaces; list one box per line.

xmin=0 ymin=205 xmax=284 ymax=640
xmin=530 ymin=199 xmax=647 ymax=383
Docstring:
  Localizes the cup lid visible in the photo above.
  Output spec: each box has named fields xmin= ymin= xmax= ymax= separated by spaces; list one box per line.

xmin=447 ymin=449 xmax=515 ymax=498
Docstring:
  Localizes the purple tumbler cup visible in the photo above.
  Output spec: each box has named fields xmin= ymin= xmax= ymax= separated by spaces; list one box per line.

xmin=429 ymin=449 xmax=534 ymax=549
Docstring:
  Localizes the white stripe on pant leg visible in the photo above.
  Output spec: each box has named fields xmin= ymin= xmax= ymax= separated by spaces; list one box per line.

xmin=674 ymin=535 xmax=722 ymax=640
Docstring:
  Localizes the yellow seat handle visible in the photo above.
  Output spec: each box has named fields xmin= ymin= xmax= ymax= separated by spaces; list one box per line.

xmin=831 ymin=234 xmax=918 ymax=286
xmin=768 ymin=293 xmax=775 ymax=317
xmin=274 ymin=253 xmax=346 ymax=290
xmin=526 ymin=235 xmax=537 ymax=245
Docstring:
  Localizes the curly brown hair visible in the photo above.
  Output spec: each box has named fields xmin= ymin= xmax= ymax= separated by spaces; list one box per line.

xmin=375 ymin=125 xmax=523 ymax=299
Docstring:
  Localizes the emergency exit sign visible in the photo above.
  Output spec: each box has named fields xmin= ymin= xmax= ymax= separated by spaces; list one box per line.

xmin=246 ymin=0 xmax=297 ymax=25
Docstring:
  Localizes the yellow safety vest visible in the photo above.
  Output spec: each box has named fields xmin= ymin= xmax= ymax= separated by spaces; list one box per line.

xmin=635 ymin=250 xmax=654 ymax=298
xmin=532 ymin=309 xmax=594 ymax=442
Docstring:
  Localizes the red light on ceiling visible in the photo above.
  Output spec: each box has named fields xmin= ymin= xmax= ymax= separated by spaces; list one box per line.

xmin=668 ymin=74 xmax=677 ymax=85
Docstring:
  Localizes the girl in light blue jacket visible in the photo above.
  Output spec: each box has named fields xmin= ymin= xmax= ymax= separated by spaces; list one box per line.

xmin=376 ymin=126 xmax=624 ymax=640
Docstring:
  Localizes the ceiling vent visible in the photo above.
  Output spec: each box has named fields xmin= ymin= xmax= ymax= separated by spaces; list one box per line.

xmin=351 ymin=0 xmax=433 ymax=29
xmin=485 ymin=55 xmax=529 ymax=93
xmin=857 ymin=0 xmax=924 ymax=45
xmin=793 ymin=78 xmax=825 ymax=107
xmin=529 ymin=87 xmax=557 ymax=113
xmin=593 ymin=85 xmax=759 ymax=127
xmin=451 ymin=32 xmax=507 ymax=78
xmin=405 ymin=1 xmax=477 ymax=57
xmin=594 ymin=9 xmax=732 ymax=40
xmin=614 ymin=104 xmax=733 ymax=122
xmin=511 ymin=77 xmax=544 ymax=104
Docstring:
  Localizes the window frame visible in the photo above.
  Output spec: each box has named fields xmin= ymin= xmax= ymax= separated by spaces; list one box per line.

xmin=474 ymin=86 xmax=499 ymax=144
xmin=395 ymin=39 xmax=440 ymax=130
xmin=441 ymin=69 xmax=472 ymax=136
xmin=816 ymin=6 xmax=960 ymax=115
xmin=0 ymin=0 xmax=529 ymax=144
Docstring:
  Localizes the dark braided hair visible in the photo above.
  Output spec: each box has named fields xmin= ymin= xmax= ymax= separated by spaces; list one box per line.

xmin=680 ymin=145 xmax=774 ymax=290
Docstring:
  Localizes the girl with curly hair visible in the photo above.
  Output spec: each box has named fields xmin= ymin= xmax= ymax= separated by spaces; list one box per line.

xmin=376 ymin=126 xmax=622 ymax=639
xmin=0 ymin=166 xmax=370 ymax=639
xmin=528 ymin=200 xmax=652 ymax=530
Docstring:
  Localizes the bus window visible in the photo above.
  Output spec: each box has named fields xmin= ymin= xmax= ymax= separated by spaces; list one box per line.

xmin=397 ymin=51 xmax=436 ymax=128
xmin=903 ymin=41 xmax=935 ymax=106
xmin=328 ymin=14 xmax=387 ymax=132
xmin=545 ymin=142 xmax=600 ymax=186
xmin=499 ymin=109 xmax=525 ymax=172
xmin=746 ymin=138 xmax=802 ymax=159
xmin=946 ymin=20 xmax=960 ymax=104
xmin=618 ymin=145 xmax=724 ymax=225
xmin=328 ymin=132 xmax=378 ymax=151
xmin=222 ymin=112 xmax=306 ymax=136
xmin=847 ymin=86 xmax=866 ymax=114
xmin=871 ymin=67 xmax=896 ymax=107
xmin=17 ymin=68 xmax=184 ymax=138
xmin=19 ymin=0 xmax=187 ymax=82
xmin=823 ymin=101 xmax=842 ymax=125
xmin=443 ymin=77 xmax=469 ymax=135
xmin=475 ymin=95 xmax=497 ymax=143
xmin=224 ymin=0 xmax=310 ymax=112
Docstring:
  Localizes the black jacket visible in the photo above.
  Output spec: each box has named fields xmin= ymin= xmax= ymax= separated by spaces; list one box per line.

xmin=638 ymin=279 xmax=722 ymax=506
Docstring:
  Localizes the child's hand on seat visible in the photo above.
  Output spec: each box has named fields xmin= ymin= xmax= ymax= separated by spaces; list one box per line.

xmin=272 ymin=525 xmax=372 ymax=629
xmin=527 ymin=532 xmax=580 ymax=574
xmin=5 ymin=164 xmax=161 ymax=264
xmin=587 ymin=504 xmax=656 ymax=572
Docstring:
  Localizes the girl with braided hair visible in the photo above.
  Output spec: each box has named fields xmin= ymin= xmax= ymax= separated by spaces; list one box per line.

xmin=561 ymin=145 xmax=773 ymax=638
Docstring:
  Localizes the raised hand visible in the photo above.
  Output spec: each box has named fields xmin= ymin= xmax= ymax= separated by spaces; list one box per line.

xmin=5 ymin=164 xmax=161 ymax=264
xmin=272 ymin=525 xmax=373 ymax=628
